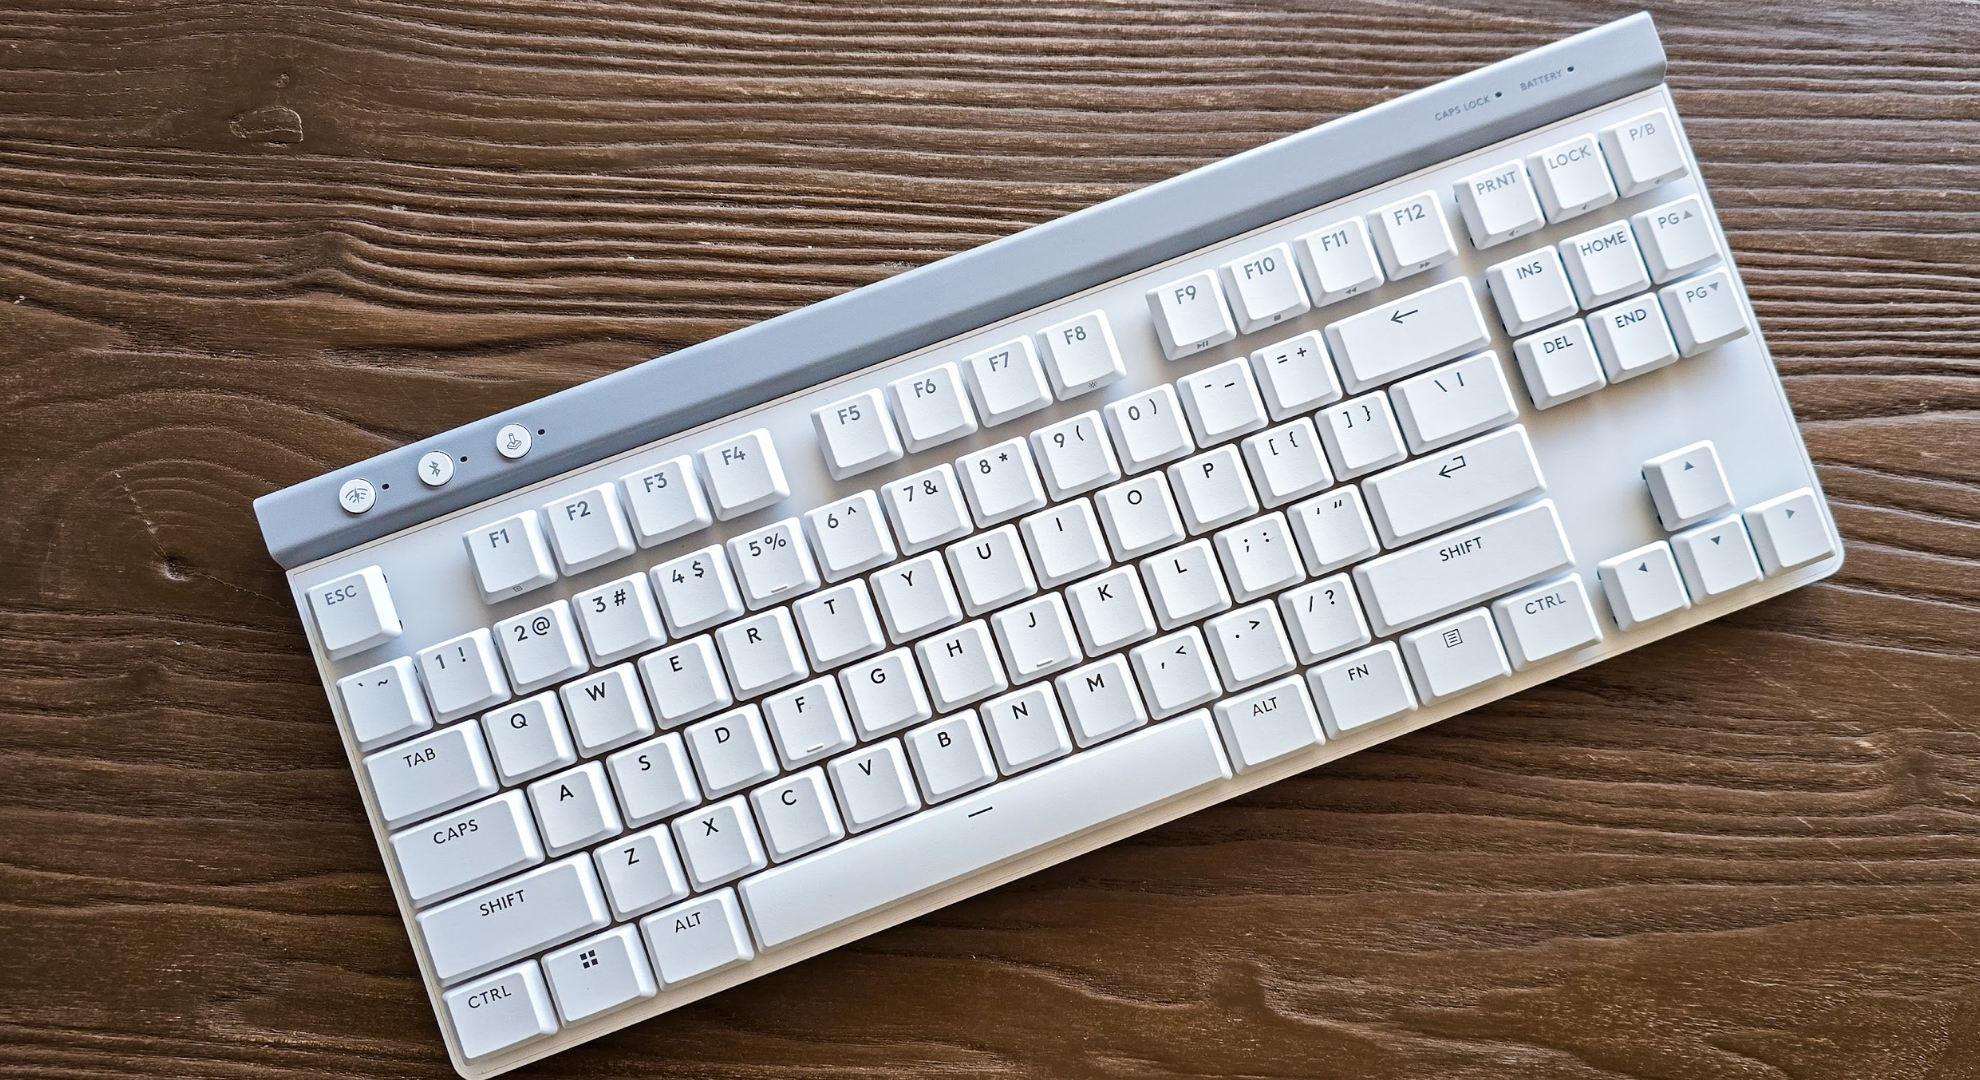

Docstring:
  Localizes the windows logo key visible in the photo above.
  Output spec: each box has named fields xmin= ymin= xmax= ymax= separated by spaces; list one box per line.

xmin=578 ymin=949 xmax=599 ymax=970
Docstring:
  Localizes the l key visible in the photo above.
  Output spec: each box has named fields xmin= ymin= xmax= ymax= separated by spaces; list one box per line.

xmin=1322 ymin=278 xmax=1490 ymax=394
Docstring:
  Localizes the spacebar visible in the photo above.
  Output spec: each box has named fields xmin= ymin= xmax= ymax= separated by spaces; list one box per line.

xmin=737 ymin=713 xmax=1233 ymax=949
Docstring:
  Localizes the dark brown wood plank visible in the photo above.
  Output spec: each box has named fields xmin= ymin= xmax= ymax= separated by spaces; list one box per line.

xmin=4 ymin=1 xmax=1979 ymax=1077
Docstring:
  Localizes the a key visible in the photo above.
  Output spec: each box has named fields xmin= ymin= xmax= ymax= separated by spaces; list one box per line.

xmin=872 ymin=552 xmax=964 ymax=642
xmin=604 ymin=734 xmax=702 ymax=826
xmin=1316 ymin=392 xmax=1408 ymax=478
xmin=483 ymin=694 xmax=578 ymax=786
xmin=1454 ymin=159 xmax=1546 ymax=249
xmin=683 ymin=705 xmax=779 ymax=799
xmin=1213 ymin=512 xmax=1304 ymax=603
xmin=1632 ymin=196 xmax=1718 ymax=283
xmin=1141 ymin=539 xmax=1232 ymax=630
xmin=737 ymin=715 xmax=1233 ymax=950
xmin=1205 ymin=602 xmax=1297 ymax=689
xmin=1354 ymin=500 xmax=1574 ymax=636
xmin=1587 ymin=293 xmax=1680 ymax=381
xmin=571 ymin=573 xmax=666 ymax=665
xmin=542 ymin=484 xmax=636 ymax=575
xmin=957 ymin=438 xmax=1048 ymax=527
xmin=1643 ymin=441 xmax=1734 ymax=530
xmin=464 ymin=512 xmax=558 ymax=602
xmin=1490 ymin=575 xmax=1603 ymax=669
xmin=443 ymin=963 xmax=558 ymax=1061
xmin=418 ymin=856 xmax=610 ymax=984
xmin=1218 ymin=242 xmax=1311 ymax=333
xmin=728 ymin=518 xmax=821 ymax=610
xmin=1599 ymin=108 xmax=1687 ymax=196
xmin=1036 ymin=310 xmax=1127 ymax=399
xmin=1598 ymin=541 xmax=1692 ymax=630
xmin=1367 ymin=190 xmax=1458 ymax=279
xmin=1513 ymin=318 xmax=1606 ymax=410
xmin=1559 ymin=219 xmax=1651 ymax=308
xmin=1399 ymin=609 xmax=1511 ymax=702
xmin=791 ymin=581 xmax=887 ymax=669
xmin=1671 ymin=516 xmax=1763 ymax=598
xmin=619 ymin=456 xmax=713 ymax=548
xmin=812 ymin=389 xmax=905 ymax=480
xmin=946 ymin=525 xmax=1038 ymax=615
xmin=594 ymin=826 xmax=690 ymax=920
xmin=639 ymin=888 xmax=754 ymax=988
xmin=1325 ymin=280 xmax=1491 ymax=393
xmin=1306 ymin=643 xmax=1417 ymax=736
xmin=1128 ymin=628 xmax=1222 ymax=718
xmin=962 ymin=336 xmax=1054 ymax=426
xmin=699 ymin=429 xmax=789 ymax=521
xmin=888 ymin=362 xmax=980 ymax=453
xmin=1031 ymin=411 xmax=1122 ymax=500
xmin=1279 ymin=575 xmax=1373 ymax=664
xmin=1169 ymin=446 xmax=1260 ymax=534
xmin=804 ymin=490 xmax=896 ymax=582
xmin=559 ymin=664 xmax=654 ymax=756
xmin=1660 ymin=268 xmax=1748 ymax=356
xmin=527 ymin=761 xmax=624 ymax=856
xmin=651 ymin=545 xmax=745 ymax=636
xmin=1361 ymin=425 xmax=1544 ymax=546
xmin=750 ymin=767 xmax=845 ymax=861
xmin=903 ymin=713 xmax=998 ymax=802
xmin=1526 ymin=133 xmax=1617 ymax=221
xmin=672 ymin=796 xmax=769 ymax=891
xmin=389 ymin=790 xmax=543 ymax=907
xmin=338 ymin=657 xmax=432 ymax=750
xmin=1019 ymin=500 xmax=1109 ymax=588
xmin=1287 ymin=487 xmax=1381 ymax=575
xmin=1293 ymin=216 xmax=1385 ymax=306
xmin=1485 ymin=246 xmax=1579 ymax=336
xmin=1146 ymin=270 xmax=1238 ymax=360
xmin=981 ymin=685 xmax=1074 ymax=773
xmin=1212 ymin=675 xmax=1324 ymax=773
xmin=635 ymin=636 xmax=733 ymax=727
xmin=713 ymin=609 xmax=809 ymax=698
xmin=307 ymin=565 xmax=401 ymax=659
xmin=1065 ymin=567 xmax=1158 ymax=655
xmin=915 ymin=621 xmax=1008 ymax=713
xmin=1239 ymin=419 xmax=1332 ymax=508
xmin=417 ymin=629 xmax=510 ymax=722
xmin=840 ymin=649 xmax=934 ymax=739
xmin=541 ymin=925 xmax=657 ymax=1025
xmin=1744 ymin=488 xmax=1836 ymax=575
xmin=1388 ymin=351 xmax=1519 ymax=454
xmin=990 ymin=594 xmax=1083 ymax=683
xmin=827 ymin=739 xmax=922 ymax=831
xmin=1104 ymin=385 xmax=1195 ymax=472
xmin=761 ymin=678 xmax=856 ymax=769
xmin=1177 ymin=357 xmax=1270 ymax=445
xmin=881 ymin=463 xmax=973 ymax=554
xmin=495 ymin=600 xmax=588 ymax=693
xmin=1248 ymin=330 xmax=1342 ymax=419
xmin=1094 ymin=472 xmax=1188 ymax=560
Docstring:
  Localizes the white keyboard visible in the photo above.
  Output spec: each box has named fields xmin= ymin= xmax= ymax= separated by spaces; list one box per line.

xmin=255 ymin=15 xmax=1843 ymax=1078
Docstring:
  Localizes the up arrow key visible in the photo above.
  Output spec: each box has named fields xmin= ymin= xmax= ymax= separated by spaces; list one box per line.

xmin=1323 ymin=278 xmax=1489 ymax=393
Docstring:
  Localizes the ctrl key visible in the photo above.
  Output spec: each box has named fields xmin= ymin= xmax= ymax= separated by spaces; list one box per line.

xmin=442 ymin=962 xmax=557 ymax=1062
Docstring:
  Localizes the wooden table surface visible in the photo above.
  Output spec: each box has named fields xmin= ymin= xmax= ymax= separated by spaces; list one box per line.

xmin=5 ymin=1 xmax=1979 ymax=1077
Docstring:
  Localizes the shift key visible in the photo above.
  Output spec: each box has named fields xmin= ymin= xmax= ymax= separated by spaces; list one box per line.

xmin=1353 ymin=500 xmax=1574 ymax=636
xmin=417 ymin=856 xmax=610 ymax=984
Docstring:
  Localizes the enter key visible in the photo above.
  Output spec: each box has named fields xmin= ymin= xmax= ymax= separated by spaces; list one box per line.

xmin=1361 ymin=425 xmax=1545 ymax=546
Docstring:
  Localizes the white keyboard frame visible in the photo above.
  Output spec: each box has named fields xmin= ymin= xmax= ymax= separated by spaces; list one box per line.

xmin=282 ymin=82 xmax=1841 ymax=1078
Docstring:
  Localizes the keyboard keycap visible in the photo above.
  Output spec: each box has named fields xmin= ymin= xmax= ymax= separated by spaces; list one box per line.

xmin=389 ymin=789 xmax=544 ymax=907
xmin=1323 ymin=277 xmax=1490 ymax=394
xmin=804 ymin=490 xmax=896 ymax=581
xmin=1205 ymin=602 xmax=1297 ymax=689
xmin=1643 ymin=441 xmax=1733 ymax=529
xmin=417 ymin=629 xmax=511 ymax=722
xmin=1141 ymin=539 xmax=1231 ymax=630
xmin=1293 ymin=216 xmax=1385 ymax=305
xmin=750 ymin=767 xmax=845 ymax=861
xmin=542 ymin=484 xmax=636 ymax=575
xmin=1212 ymin=675 xmax=1324 ymax=772
xmin=308 ymin=566 xmax=402 ymax=660
xmin=737 ymin=712 xmax=1233 ymax=949
xmin=1177 ymin=358 xmax=1270 ymax=445
xmin=418 ymin=855 xmax=610 ymax=984
xmin=483 ymin=694 xmax=577 ymax=786
xmin=1490 ymin=575 xmax=1603 ymax=669
xmin=957 ymin=438 xmax=1048 ymax=526
xmin=981 ymin=685 xmax=1073 ymax=774
xmin=1660 ymin=268 xmax=1748 ymax=356
xmin=1055 ymin=655 xmax=1149 ymax=746
xmin=1399 ymin=608 xmax=1512 ymax=702
xmin=1560 ymin=220 xmax=1650 ymax=308
xmin=571 ymin=573 xmax=667 ymax=666
xmin=882 ymin=463 xmax=973 ymax=554
xmin=762 ymin=678 xmax=856 ymax=769
xmin=639 ymin=888 xmax=754 ymax=988
xmin=840 ymin=649 xmax=933 ymax=739
xmin=828 ymin=738 xmax=922 ymax=829
xmin=620 ymin=456 xmax=714 ymax=547
xmin=1036 ymin=311 xmax=1127 ymax=399
xmin=338 ymin=657 xmax=432 ymax=751
xmin=962 ymin=336 xmax=1054 ymax=426
xmin=1599 ymin=108 xmax=1687 ymax=196
xmin=604 ymin=735 xmax=701 ymax=826
xmin=946 ymin=525 xmax=1038 ymax=615
xmin=1279 ymin=574 xmax=1373 ymax=664
xmin=1361 ymin=424 xmax=1544 ymax=547
xmin=1587 ymin=293 xmax=1679 ymax=381
xmin=1248 ymin=330 xmax=1342 ymax=419
xmin=558 ymin=664 xmax=654 ymax=756
xmin=494 ymin=599 xmax=588 ymax=693
xmin=699 ymin=429 xmax=789 ymax=521
xmin=1213 ymin=512 xmax=1304 ymax=603
xmin=714 ymin=609 xmax=808 ymax=698
xmin=1316 ymin=391 xmax=1408 ymax=478
xmin=1240 ymin=418 xmax=1331 ymax=508
xmin=1066 ymin=568 xmax=1158 ymax=655
xmin=542 ymin=925 xmax=657 ymax=1025
xmin=595 ymin=826 xmax=690 ymax=919
xmin=527 ymin=761 xmax=623 ymax=856
xmin=887 ymin=362 xmax=979 ymax=452
xmin=1454 ymin=159 xmax=1545 ymax=249
xmin=672 ymin=795 xmax=769 ymax=890
xmin=989 ymin=594 xmax=1082 ymax=683
xmin=1129 ymin=628 xmax=1222 ymax=718
xmin=1527 ymin=133 xmax=1617 ymax=221
xmin=812 ymin=389 xmax=905 ymax=480
xmin=1218 ymin=242 xmax=1311 ymax=333
xmin=442 ymin=962 xmax=558 ymax=1061
xmin=1287 ymin=487 xmax=1381 ymax=575
xmin=1031 ymin=411 xmax=1121 ymax=500
xmin=1105 ymin=385 xmax=1195 ymax=472
xmin=1306 ymin=642 xmax=1417 ymax=736
xmin=872 ymin=552 xmax=964 ymax=642
xmin=1388 ymin=351 xmax=1519 ymax=454
xmin=1599 ymin=541 xmax=1692 ymax=630
xmin=1168 ymin=446 xmax=1259 ymax=534
xmin=1485 ymin=246 xmax=1579 ymax=336
xmin=465 ymin=512 xmax=558 ymax=602
xmin=651 ymin=545 xmax=745 ymax=636
xmin=791 ymin=580 xmax=886 ymax=669
xmin=1367 ymin=190 xmax=1458 ymax=279
xmin=1744 ymin=488 xmax=1836 ymax=575
xmin=1671 ymin=515 xmax=1763 ymax=598
xmin=1633 ymin=196 xmax=1718 ymax=283
xmin=728 ymin=518 xmax=821 ymax=610
xmin=1094 ymin=472 xmax=1188 ymax=560
xmin=1354 ymin=500 xmax=1574 ymax=636
xmin=915 ymin=621 xmax=1008 ymax=713
xmin=636 ymin=636 xmax=733 ymax=727
xmin=1146 ymin=270 xmax=1238 ymax=360
xmin=1513 ymin=318 xmax=1606 ymax=410
xmin=1019 ymin=500 xmax=1110 ymax=589
xmin=904 ymin=713 xmax=998 ymax=802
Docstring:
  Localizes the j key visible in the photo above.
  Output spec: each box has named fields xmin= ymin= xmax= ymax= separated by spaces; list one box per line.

xmin=699 ymin=429 xmax=789 ymax=521
xmin=1360 ymin=425 xmax=1544 ymax=546
xmin=989 ymin=594 xmax=1083 ymax=684
xmin=1323 ymin=278 xmax=1491 ymax=394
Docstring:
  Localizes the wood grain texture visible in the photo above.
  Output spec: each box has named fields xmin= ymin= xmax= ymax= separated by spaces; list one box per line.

xmin=4 ymin=1 xmax=1979 ymax=1076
